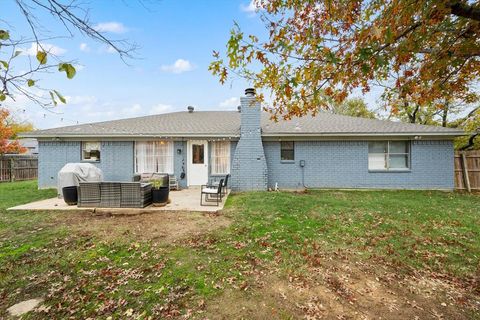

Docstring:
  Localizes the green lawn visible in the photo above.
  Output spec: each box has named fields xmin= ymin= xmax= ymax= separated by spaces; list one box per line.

xmin=0 ymin=181 xmax=479 ymax=319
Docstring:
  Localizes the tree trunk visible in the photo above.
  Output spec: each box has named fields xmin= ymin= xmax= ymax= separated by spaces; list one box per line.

xmin=409 ymin=104 xmax=420 ymax=124
xmin=442 ymin=102 xmax=449 ymax=127
xmin=460 ymin=133 xmax=479 ymax=150
xmin=448 ymin=1 xmax=480 ymax=22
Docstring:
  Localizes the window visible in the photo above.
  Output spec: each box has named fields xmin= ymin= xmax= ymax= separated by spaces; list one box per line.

xmin=280 ymin=141 xmax=295 ymax=161
xmin=135 ymin=141 xmax=174 ymax=174
xmin=368 ymin=141 xmax=410 ymax=171
xmin=82 ymin=142 xmax=101 ymax=162
xmin=211 ymin=141 xmax=230 ymax=174
xmin=192 ymin=144 xmax=204 ymax=164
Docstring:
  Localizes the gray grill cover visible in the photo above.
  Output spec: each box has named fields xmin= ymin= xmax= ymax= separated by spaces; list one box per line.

xmin=57 ymin=163 xmax=103 ymax=196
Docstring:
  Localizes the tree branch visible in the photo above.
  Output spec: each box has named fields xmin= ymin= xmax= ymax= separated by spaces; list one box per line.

xmin=448 ymin=1 xmax=480 ymax=22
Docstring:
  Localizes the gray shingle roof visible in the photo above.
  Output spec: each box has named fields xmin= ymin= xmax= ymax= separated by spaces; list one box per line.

xmin=23 ymin=111 xmax=464 ymax=138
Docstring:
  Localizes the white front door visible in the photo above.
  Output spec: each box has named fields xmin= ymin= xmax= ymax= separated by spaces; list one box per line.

xmin=187 ymin=140 xmax=208 ymax=186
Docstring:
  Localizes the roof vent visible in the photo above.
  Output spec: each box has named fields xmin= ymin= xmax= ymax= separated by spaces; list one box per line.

xmin=237 ymin=105 xmax=241 ymax=112
xmin=187 ymin=106 xmax=194 ymax=113
xmin=245 ymin=88 xmax=256 ymax=97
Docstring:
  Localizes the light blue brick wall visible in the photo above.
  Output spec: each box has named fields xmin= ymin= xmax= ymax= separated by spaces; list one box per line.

xmin=230 ymin=96 xmax=268 ymax=191
xmin=38 ymin=141 xmax=135 ymax=188
xmin=38 ymin=141 xmax=82 ymax=188
xmin=39 ymin=140 xmax=199 ymax=190
xmin=96 ymin=141 xmax=134 ymax=181
xmin=39 ymin=139 xmax=454 ymax=191
xmin=264 ymin=140 xmax=454 ymax=190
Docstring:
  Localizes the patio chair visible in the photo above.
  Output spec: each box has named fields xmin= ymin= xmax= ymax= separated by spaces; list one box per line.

xmin=201 ymin=179 xmax=224 ymax=206
xmin=169 ymin=175 xmax=179 ymax=190
xmin=209 ymin=174 xmax=229 ymax=197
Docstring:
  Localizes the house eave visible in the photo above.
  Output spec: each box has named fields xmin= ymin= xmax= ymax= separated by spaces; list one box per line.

xmin=23 ymin=130 xmax=464 ymax=141
xmin=20 ymin=133 xmax=241 ymax=140
xmin=261 ymin=131 xmax=464 ymax=140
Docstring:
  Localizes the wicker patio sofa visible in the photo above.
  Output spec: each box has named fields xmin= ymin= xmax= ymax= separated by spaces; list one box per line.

xmin=78 ymin=182 xmax=152 ymax=208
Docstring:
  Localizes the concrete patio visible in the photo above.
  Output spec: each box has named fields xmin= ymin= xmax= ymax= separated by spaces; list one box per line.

xmin=8 ymin=187 xmax=229 ymax=214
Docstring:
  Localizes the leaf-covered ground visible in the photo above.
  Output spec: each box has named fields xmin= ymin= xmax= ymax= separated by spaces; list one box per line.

xmin=1 ymin=181 xmax=479 ymax=319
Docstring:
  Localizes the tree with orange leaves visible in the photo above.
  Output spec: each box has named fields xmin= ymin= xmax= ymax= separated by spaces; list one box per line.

xmin=210 ymin=0 xmax=480 ymax=121
xmin=0 ymin=108 xmax=26 ymax=155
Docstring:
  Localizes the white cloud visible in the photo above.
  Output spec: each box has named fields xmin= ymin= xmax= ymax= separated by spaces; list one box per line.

xmin=93 ymin=22 xmax=128 ymax=34
xmin=149 ymin=104 xmax=173 ymax=115
xmin=160 ymin=59 xmax=195 ymax=74
xmin=24 ymin=43 xmax=67 ymax=56
xmin=85 ymin=110 xmax=116 ymax=118
xmin=121 ymin=103 xmax=142 ymax=117
xmin=64 ymin=95 xmax=97 ymax=105
xmin=79 ymin=43 xmax=90 ymax=52
xmin=240 ymin=0 xmax=261 ymax=14
xmin=74 ymin=64 xmax=85 ymax=71
xmin=99 ymin=45 xmax=117 ymax=54
xmin=98 ymin=45 xmax=117 ymax=54
xmin=219 ymin=97 xmax=240 ymax=109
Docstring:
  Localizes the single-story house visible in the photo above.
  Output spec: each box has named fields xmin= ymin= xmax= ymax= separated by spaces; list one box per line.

xmin=23 ymin=89 xmax=464 ymax=191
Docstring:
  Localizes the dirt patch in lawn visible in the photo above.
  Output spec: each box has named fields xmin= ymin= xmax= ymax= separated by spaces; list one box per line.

xmin=204 ymin=258 xmax=479 ymax=320
xmin=54 ymin=211 xmax=231 ymax=243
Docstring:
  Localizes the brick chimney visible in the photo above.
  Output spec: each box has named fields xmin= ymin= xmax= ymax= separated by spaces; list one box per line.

xmin=230 ymin=88 xmax=268 ymax=191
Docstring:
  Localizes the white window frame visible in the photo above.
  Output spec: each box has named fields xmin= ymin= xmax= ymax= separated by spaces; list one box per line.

xmin=134 ymin=141 xmax=174 ymax=174
xmin=368 ymin=141 xmax=410 ymax=171
xmin=81 ymin=141 xmax=101 ymax=162
xmin=211 ymin=141 xmax=230 ymax=175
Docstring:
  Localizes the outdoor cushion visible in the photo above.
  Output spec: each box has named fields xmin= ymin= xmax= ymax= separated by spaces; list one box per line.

xmin=202 ymin=187 xmax=218 ymax=194
xmin=140 ymin=173 xmax=154 ymax=181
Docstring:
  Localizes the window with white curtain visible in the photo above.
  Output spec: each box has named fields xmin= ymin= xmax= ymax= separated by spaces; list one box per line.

xmin=368 ymin=141 xmax=410 ymax=171
xmin=211 ymin=141 xmax=230 ymax=174
xmin=82 ymin=142 xmax=101 ymax=162
xmin=135 ymin=141 xmax=174 ymax=174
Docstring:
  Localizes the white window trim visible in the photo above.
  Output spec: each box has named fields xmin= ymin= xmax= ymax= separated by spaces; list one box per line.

xmin=134 ymin=141 xmax=174 ymax=174
xmin=81 ymin=141 xmax=101 ymax=162
xmin=368 ymin=141 xmax=410 ymax=171
xmin=211 ymin=141 xmax=230 ymax=175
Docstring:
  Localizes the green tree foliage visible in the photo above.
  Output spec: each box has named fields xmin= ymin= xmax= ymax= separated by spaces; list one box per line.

xmin=452 ymin=106 xmax=480 ymax=150
xmin=334 ymin=98 xmax=377 ymax=119
xmin=210 ymin=0 xmax=480 ymax=122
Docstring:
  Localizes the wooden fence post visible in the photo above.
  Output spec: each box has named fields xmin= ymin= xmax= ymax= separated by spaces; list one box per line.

xmin=461 ymin=152 xmax=471 ymax=193
xmin=9 ymin=157 xmax=15 ymax=182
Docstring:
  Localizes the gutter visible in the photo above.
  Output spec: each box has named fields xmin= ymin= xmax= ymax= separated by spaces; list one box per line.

xmin=20 ymin=130 xmax=465 ymax=140
xmin=19 ymin=133 xmax=241 ymax=139
xmin=261 ymin=131 xmax=465 ymax=137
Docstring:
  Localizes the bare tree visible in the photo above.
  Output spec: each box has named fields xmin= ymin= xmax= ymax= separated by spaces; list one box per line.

xmin=1 ymin=0 xmax=139 ymax=108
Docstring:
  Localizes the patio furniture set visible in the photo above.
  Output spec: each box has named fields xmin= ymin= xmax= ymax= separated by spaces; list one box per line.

xmin=78 ymin=181 xmax=152 ymax=208
xmin=65 ymin=173 xmax=230 ymax=208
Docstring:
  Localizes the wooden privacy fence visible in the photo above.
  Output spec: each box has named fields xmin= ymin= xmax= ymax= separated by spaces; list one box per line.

xmin=454 ymin=150 xmax=480 ymax=192
xmin=0 ymin=155 xmax=38 ymax=182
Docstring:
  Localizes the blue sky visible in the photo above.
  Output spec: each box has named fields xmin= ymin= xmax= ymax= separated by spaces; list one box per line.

xmin=3 ymin=0 xmax=379 ymax=129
